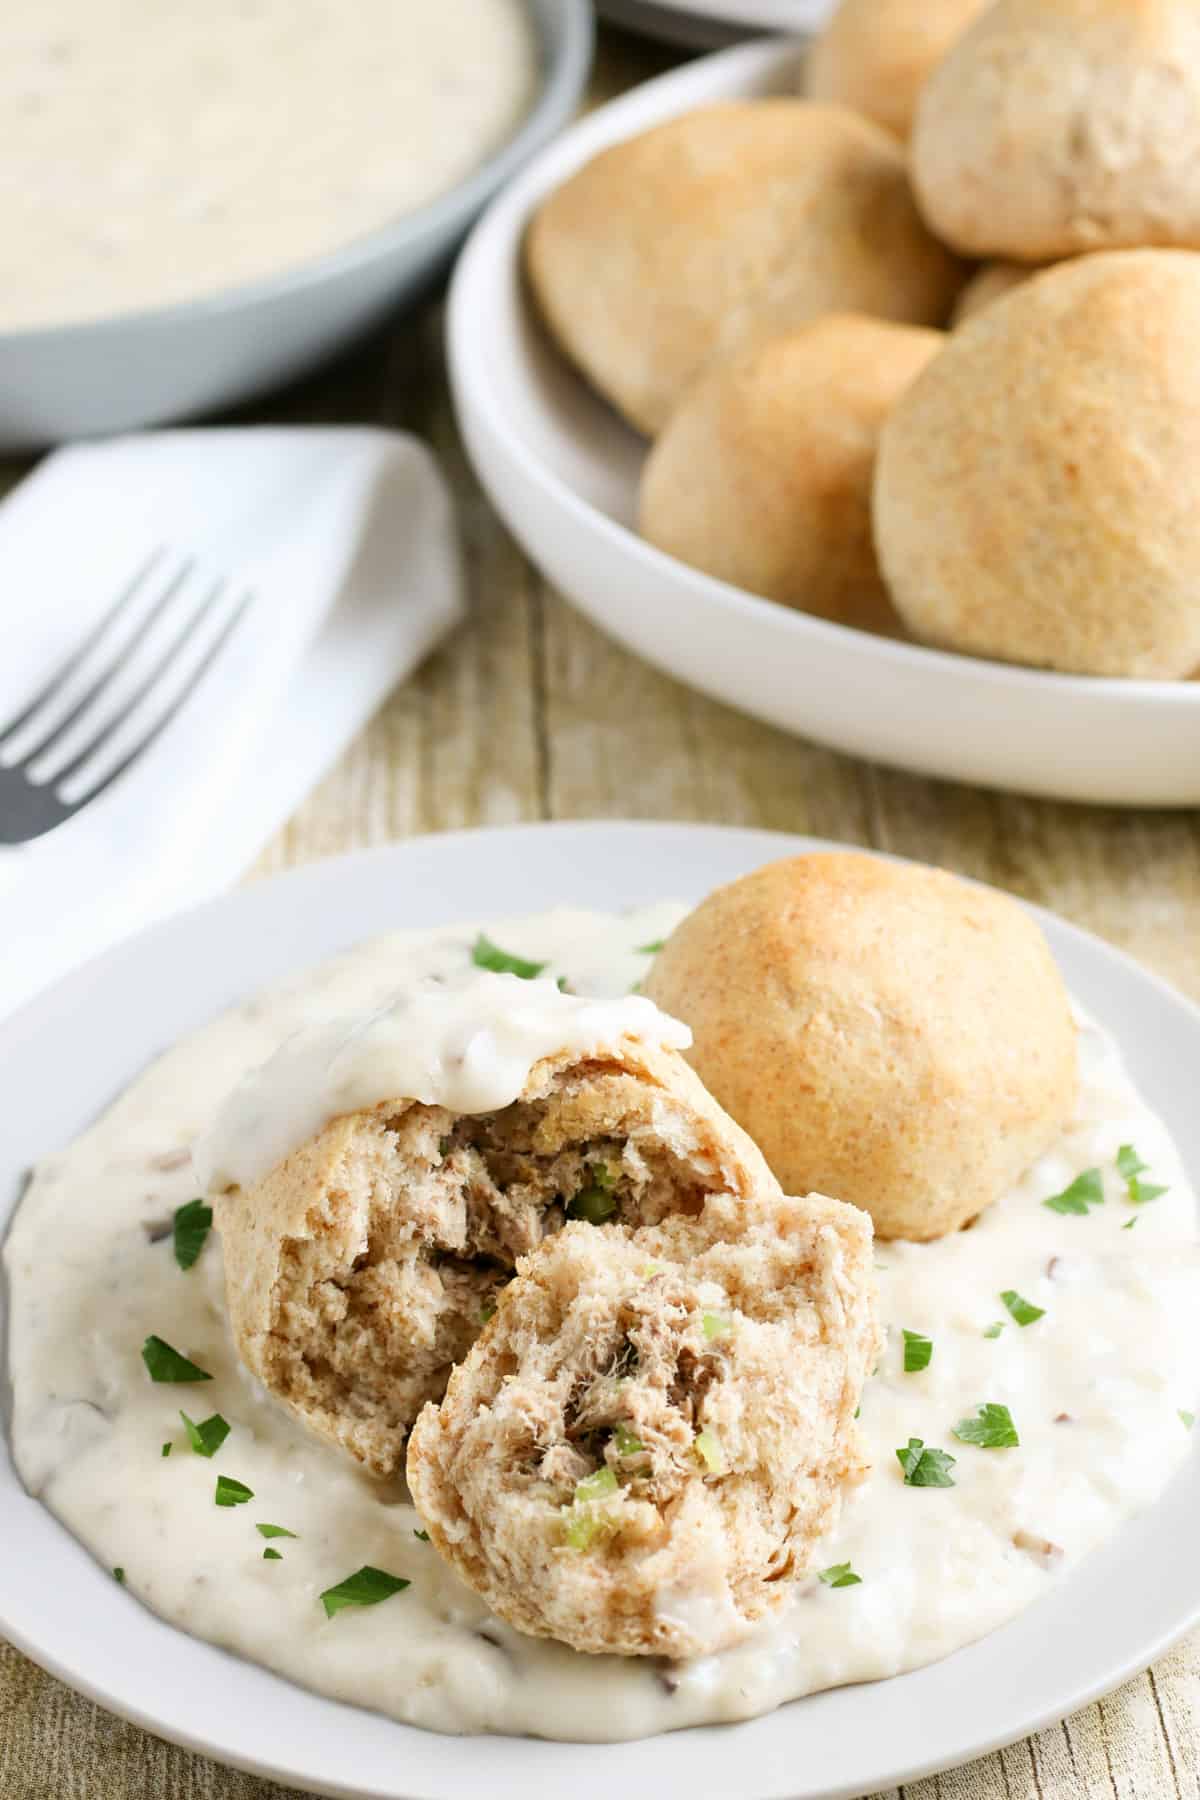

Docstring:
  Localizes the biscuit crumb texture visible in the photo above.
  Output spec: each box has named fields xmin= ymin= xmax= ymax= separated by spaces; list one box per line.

xmin=215 ymin=1040 xmax=775 ymax=1476
xmin=407 ymin=1191 xmax=879 ymax=1659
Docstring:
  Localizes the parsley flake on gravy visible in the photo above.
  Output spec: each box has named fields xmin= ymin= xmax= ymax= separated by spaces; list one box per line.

xmin=1116 ymin=1143 xmax=1168 ymax=1208
xmin=214 ymin=1475 xmax=254 ymax=1507
xmin=1000 ymin=1290 xmax=1045 ymax=1327
xmin=181 ymin=1411 xmax=230 ymax=1458
xmin=819 ymin=1562 xmax=862 ymax=1588
xmin=413 ymin=1528 xmax=431 ymax=1542
xmin=896 ymin=1438 xmax=956 ymax=1487
xmin=1043 ymin=1168 xmax=1104 ymax=1216
xmin=256 ymin=1523 xmax=297 ymax=1540
xmin=471 ymin=935 xmax=546 ymax=980
xmin=953 ymin=1403 xmax=1020 ymax=1449
xmin=902 ymin=1329 xmax=933 ymax=1372
xmin=172 ymin=1198 xmax=212 ymax=1271
xmin=141 ymin=1335 xmax=212 ymax=1383
xmin=320 ymin=1566 xmax=410 ymax=1618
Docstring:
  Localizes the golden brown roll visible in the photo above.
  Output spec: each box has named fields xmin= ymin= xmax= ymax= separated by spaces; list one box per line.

xmin=874 ymin=248 xmax=1200 ymax=679
xmin=407 ymin=1190 xmax=879 ymax=1659
xmin=526 ymin=100 xmax=963 ymax=436
xmin=643 ymin=852 xmax=1078 ymax=1243
xmin=806 ymin=0 xmax=988 ymax=141
xmin=638 ymin=314 xmax=943 ymax=633
xmin=911 ymin=0 xmax=1200 ymax=260
xmin=211 ymin=1021 xmax=776 ymax=1477
xmin=950 ymin=259 xmax=1047 ymax=325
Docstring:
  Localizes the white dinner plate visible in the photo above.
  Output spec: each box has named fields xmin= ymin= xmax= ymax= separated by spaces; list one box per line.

xmin=447 ymin=40 xmax=1200 ymax=809
xmin=598 ymin=0 xmax=830 ymax=50
xmin=2 ymin=821 xmax=1200 ymax=1799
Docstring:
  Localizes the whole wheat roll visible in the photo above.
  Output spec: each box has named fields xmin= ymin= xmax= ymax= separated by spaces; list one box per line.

xmin=874 ymin=248 xmax=1200 ymax=679
xmin=911 ymin=0 xmax=1200 ymax=261
xmin=643 ymin=852 xmax=1078 ymax=1243
xmin=526 ymin=100 xmax=963 ymax=436
xmin=638 ymin=314 xmax=943 ymax=634
xmin=806 ymin=0 xmax=988 ymax=141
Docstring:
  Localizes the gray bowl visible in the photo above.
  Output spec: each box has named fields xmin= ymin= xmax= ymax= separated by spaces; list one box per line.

xmin=0 ymin=0 xmax=592 ymax=451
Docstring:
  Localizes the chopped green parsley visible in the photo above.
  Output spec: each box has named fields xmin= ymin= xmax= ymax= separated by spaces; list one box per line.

xmin=471 ymin=935 xmax=545 ymax=980
xmin=255 ymin=1523 xmax=297 ymax=1540
xmin=262 ymin=1548 xmax=283 ymax=1561
xmin=320 ymin=1566 xmax=410 ymax=1618
xmin=141 ymin=1335 xmax=212 ymax=1383
xmin=983 ymin=1323 xmax=1004 ymax=1339
xmin=895 ymin=1438 xmax=956 ymax=1487
xmin=613 ymin=1423 xmax=644 ymax=1457
xmin=181 ymin=1411 xmax=230 ymax=1458
xmin=636 ymin=940 xmax=666 ymax=955
xmin=1043 ymin=1169 xmax=1104 ymax=1215
xmin=818 ymin=1563 xmax=862 ymax=1588
xmin=214 ymin=1475 xmax=254 ymax=1508
xmin=479 ymin=1302 xmax=496 ymax=1325
xmin=113 ymin=1567 xmax=126 ymax=1584
xmin=172 ymin=1198 xmax=212 ymax=1271
xmin=161 ymin=1441 xmax=172 ymax=1457
xmin=1180 ymin=1411 xmax=1196 ymax=1430
xmin=1116 ymin=1144 xmax=1168 ymax=1208
xmin=413 ymin=1528 xmax=430 ymax=1542
xmin=902 ymin=1329 xmax=933 ymax=1373
xmin=953 ymin=1402 xmax=1020 ymax=1448
xmin=1000 ymin=1290 xmax=1045 ymax=1327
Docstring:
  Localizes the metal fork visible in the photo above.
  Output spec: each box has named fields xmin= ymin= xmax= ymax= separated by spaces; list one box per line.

xmin=0 ymin=551 xmax=250 ymax=846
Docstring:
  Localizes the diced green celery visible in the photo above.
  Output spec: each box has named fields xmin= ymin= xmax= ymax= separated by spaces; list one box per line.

xmin=694 ymin=1427 xmax=726 ymax=1474
xmin=702 ymin=1312 xmax=732 ymax=1341
xmin=574 ymin=1467 xmax=619 ymax=1504
xmin=566 ymin=1185 xmax=617 ymax=1224
xmin=613 ymin=1423 xmax=643 ymax=1457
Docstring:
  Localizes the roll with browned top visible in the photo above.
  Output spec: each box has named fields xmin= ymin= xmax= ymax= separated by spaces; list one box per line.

xmin=643 ymin=853 xmax=1078 ymax=1242
xmin=874 ymin=248 xmax=1200 ymax=679
xmin=526 ymin=100 xmax=963 ymax=436
xmin=806 ymin=0 xmax=988 ymax=141
xmin=639 ymin=314 xmax=942 ymax=633
xmin=912 ymin=0 xmax=1200 ymax=261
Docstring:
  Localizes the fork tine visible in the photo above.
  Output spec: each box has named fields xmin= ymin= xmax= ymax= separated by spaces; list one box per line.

xmin=0 ymin=549 xmax=166 ymax=751
xmin=50 ymin=575 xmax=228 ymax=786
xmin=64 ymin=589 xmax=253 ymax=806
xmin=4 ymin=555 xmax=194 ymax=767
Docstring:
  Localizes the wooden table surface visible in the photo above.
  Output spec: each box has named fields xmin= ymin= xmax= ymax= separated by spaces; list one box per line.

xmin=3 ymin=23 xmax=1199 ymax=1800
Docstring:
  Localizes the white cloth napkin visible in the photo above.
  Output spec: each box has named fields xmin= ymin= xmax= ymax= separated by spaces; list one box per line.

xmin=0 ymin=427 xmax=464 ymax=1020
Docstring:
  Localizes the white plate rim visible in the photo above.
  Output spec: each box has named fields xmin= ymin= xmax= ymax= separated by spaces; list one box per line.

xmin=448 ymin=37 xmax=1199 ymax=716
xmin=2 ymin=819 xmax=1199 ymax=1800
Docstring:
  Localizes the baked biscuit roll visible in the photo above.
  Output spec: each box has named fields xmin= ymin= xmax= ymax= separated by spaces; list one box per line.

xmin=197 ymin=972 xmax=776 ymax=1476
xmin=407 ymin=1191 xmax=879 ymax=1659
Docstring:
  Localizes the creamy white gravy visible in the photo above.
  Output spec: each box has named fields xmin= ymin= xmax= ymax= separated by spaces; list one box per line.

xmin=196 ymin=971 xmax=691 ymax=1194
xmin=0 ymin=0 xmax=537 ymax=330
xmin=6 ymin=904 xmax=1200 ymax=1743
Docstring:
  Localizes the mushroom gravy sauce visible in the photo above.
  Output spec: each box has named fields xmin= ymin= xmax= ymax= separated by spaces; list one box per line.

xmin=6 ymin=906 xmax=1199 ymax=1742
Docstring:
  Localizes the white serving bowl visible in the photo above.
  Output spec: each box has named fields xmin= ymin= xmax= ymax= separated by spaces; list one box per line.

xmin=0 ymin=0 xmax=591 ymax=451
xmin=446 ymin=37 xmax=1200 ymax=809
xmin=597 ymin=0 xmax=831 ymax=49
